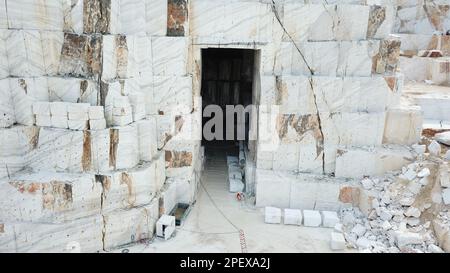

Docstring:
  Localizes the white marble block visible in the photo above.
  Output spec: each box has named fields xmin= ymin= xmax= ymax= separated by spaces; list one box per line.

xmin=156 ymin=215 xmax=176 ymax=240
xmin=27 ymin=127 xmax=85 ymax=173
xmin=88 ymin=106 xmax=105 ymax=120
xmin=89 ymin=119 xmax=107 ymax=130
xmin=90 ymin=129 xmax=111 ymax=173
xmin=229 ymin=178 xmax=245 ymax=193
xmin=48 ymin=78 xmax=98 ymax=105
xmin=102 ymin=199 xmax=159 ymax=251
xmin=0 ymin=79 xmax=15 ymax=128
xmin=430 ymin=58 xmax=450 ymax=86
xmin=145 ymin=0 xmax=168 ymax=36
xmin=0 ymin=216 xmax=103 ymax=253
xmin=151 ymin=76 xmax=193 ymax=115
xmin=303 ymin=210 xmax=322 ymax=227
xmin=67 ymin=120 xmax=88 ymax=130
xmin=383 ymin=103 xmax=423 ymax=145
xmin=100 ymin=162 xmax=160 ymax=212
xmin=51 ymin=115 xmax=69 ymax=129
xmin=331 ymin=232 xmax=346 ymax=251
xmin=284 ymin=209 xmax=303 ymax=226
xmin=151 ymin=37 xmax=188 ymax=76
xmin=256 ymin=169 xmax=293 ymax=208
xmin=102 ymin=35 xmax=139 ymax=81
xmin=50 ymin=102 xmax=68 ymax=116
xmin=0 ymin=31 xmax=9 ymax=78
xmin=11 ymin=77 xmax=49 ymax=126
xmin=0 ymin=126 xmax=40 ymax=179
xmin=0 ymin=171 xmax=103 ymax=223
xmin=6 ymin=30 xmax=45 ymax=77
xmin=36 ymin=115 xmax=51 ymax=127
xmin=33 ymin=102 xmax=50 ymax=116
xmin=265 ymin=207 xmax=282 ymax=224
xmin=312 ymin=76 xmax=389 ymax=113
xmin=136 ymin=118 xmax=158 ymax=162
xmin=335 ymin=145 xmax=415 ymax=178
xmin=109 ymin=0 xmax=147 ymax=35
xmin=6 ymin=0 xmax=82 ymax=32
xmin=111 ymin=124 xmax=139 ymax=170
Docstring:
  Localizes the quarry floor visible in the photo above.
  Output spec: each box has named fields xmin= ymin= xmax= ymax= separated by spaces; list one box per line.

xmin=116 ymin=145 xmax=354 ymax=253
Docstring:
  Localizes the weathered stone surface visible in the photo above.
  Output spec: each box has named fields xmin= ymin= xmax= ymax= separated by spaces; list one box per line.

xmin=167 ymin=0 xmax=188 ymax=36
xmin=383 ymin=104 xmax=423 ymax=145
xmin=58 ymin=33 xmax=102 ymax=78
xmin=373 ymin=37 xmax=401 ymax=75
xmin=0 ymin=171 xmax=102 ymax=223
xmin=103 ymin=199 xmax=159 ymax=250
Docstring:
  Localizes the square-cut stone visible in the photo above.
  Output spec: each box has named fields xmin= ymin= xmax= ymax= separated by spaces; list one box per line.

xmin=284 ymin=209 xmax=303 ymax=226
xmin=303 ymin=210 xmax=322 ymax=227
xmin=265 ymin=207 xmax=282 ymax=224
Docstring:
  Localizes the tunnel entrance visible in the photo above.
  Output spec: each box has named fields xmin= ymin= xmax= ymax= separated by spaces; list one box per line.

xmin=200 ymin=48 xmax=256 ymax=153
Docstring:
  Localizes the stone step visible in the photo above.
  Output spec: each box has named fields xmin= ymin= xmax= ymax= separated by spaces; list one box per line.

xmin=403 ymin=83 xmax=450 ymax=121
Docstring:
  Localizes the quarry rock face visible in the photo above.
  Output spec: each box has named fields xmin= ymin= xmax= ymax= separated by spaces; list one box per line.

xmin=0 ymin=0 xmax=449 ymax=253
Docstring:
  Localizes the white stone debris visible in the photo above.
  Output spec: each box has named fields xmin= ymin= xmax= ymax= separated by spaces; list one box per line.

xmin=339 ymin=154 xmax=450 ymax=253
xmin=334 ymin=223 xmax=343 ymax=233
xmin=428 ymin=140 xmax=442 ymax=156
xmin=445 ymin=151 xmax=450 ymax=161
xmin=417 ymin=168 xmax=430 ymax=178
xmin=443 ymin=189 xmax=450 ymax=205
xmin=412 ymin=144 xmax=426 ymax=155
xmin=435 ymin=132 xmax=450 ymax=146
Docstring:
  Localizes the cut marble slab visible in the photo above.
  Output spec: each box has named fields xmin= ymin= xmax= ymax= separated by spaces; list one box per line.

xmin=0 ymin=79 xmax=14 ymax=128
xmin=0 ymin=126 xmax=40 ymax=179
xmin=110 ymin=124 xmax=139 ymax=170
xmin=100 ymin=159 xmax=162 ymax=213
xmin=6 ymin=0 xmax=83 ymax=33
xmin=6 ymin=30 xmax=45 ymax=77
xmin=145 ymin=0 xmax=168 ymax=36
xmin=151 ymin=76 xmax=193 ymax=115
xmin=151 ymin=37 xmax=188 ymax=76
xmin=11 ymin=77 xmax=49 ymax=126
xmin=136 ymin=118 xmax=158 ymax=162
xmin=0 ymin=171 xmax=103 ymax=223
xmin=335 ymin=145 xmax=416 ymax=178
xmin=103 ymin=199 xmax=159 ymax=251
xmin=27 ymin=127 xmax=85 ymax=173
xmin=383 ymin=104 xmax=423 ymax=145
xmin=0 ymin=215 xmax=103 ymax=253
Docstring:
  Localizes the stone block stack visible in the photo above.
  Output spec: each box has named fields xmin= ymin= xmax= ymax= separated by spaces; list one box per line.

xmin=0 ymin=0 xmax=444 ymax=252
xmin=0 ymin=0 xmax=200 ymax=252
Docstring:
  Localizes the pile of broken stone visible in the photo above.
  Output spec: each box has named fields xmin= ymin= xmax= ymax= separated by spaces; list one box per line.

xmin=340 ymin=132 xmax=450 ymax=253
xmin=262 ymin=132 xmax=450 ymax=253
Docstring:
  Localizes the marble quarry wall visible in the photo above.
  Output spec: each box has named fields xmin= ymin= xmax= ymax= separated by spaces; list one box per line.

xmin=0 ymin=0 xmax=438 ymax=252
xmin=394 ymin=0 xmax=450 ymax=85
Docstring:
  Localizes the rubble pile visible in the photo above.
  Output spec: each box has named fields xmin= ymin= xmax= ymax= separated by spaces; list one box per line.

xmin=340 ymin=141 xmax=450 ymax=253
